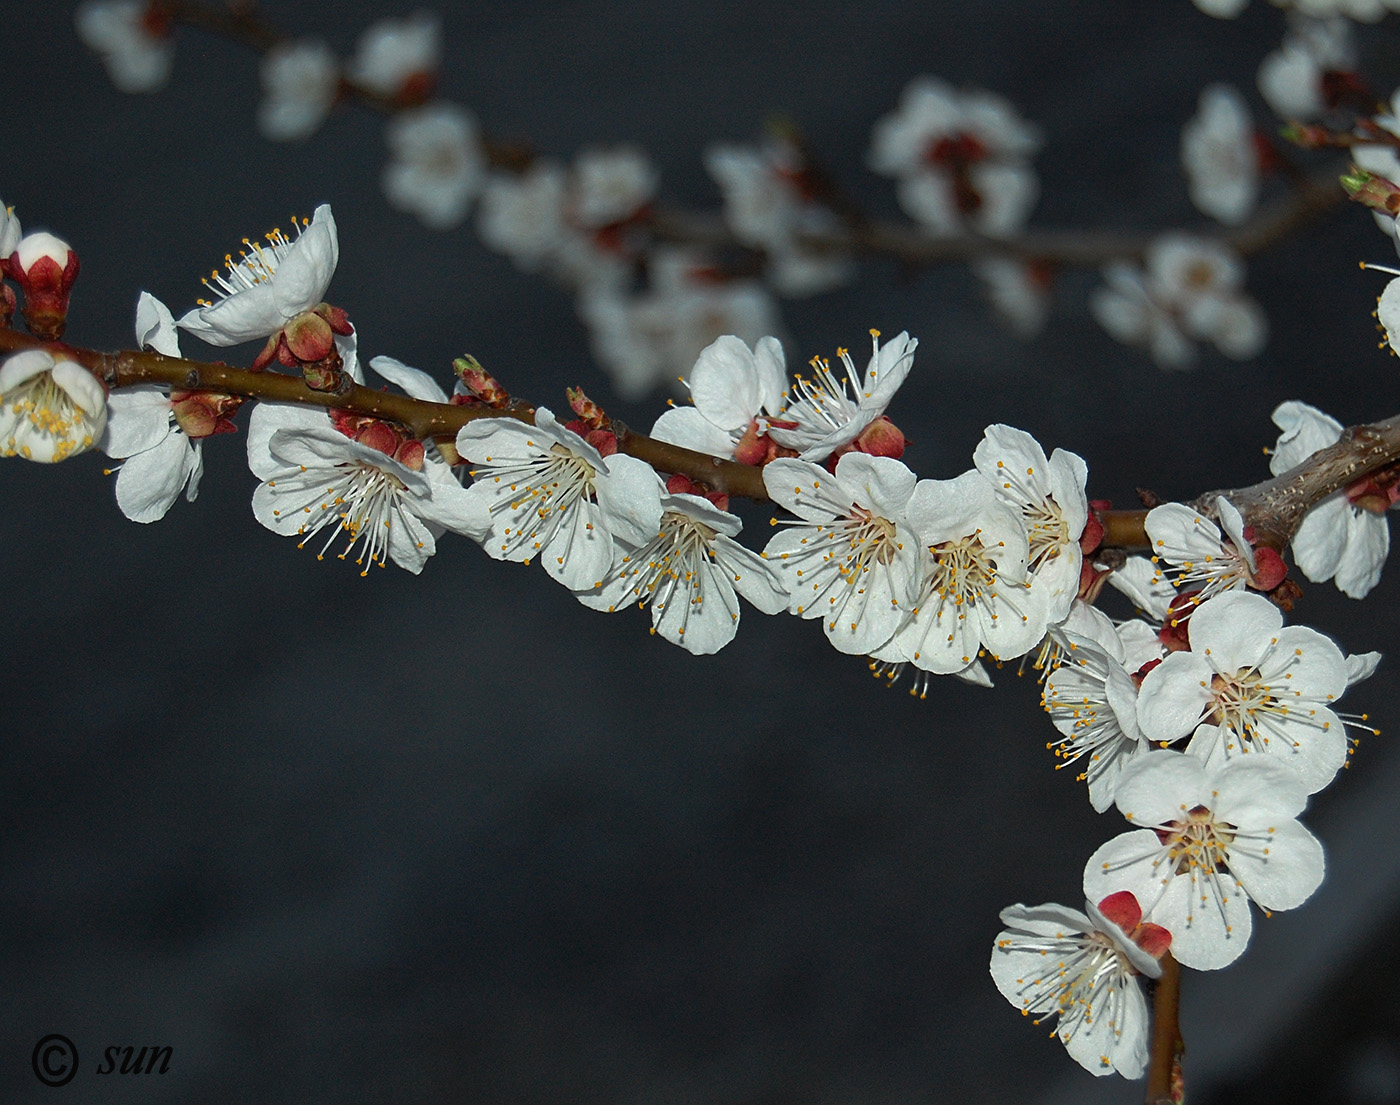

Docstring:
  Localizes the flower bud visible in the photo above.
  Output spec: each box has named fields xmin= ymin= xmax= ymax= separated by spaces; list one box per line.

xmin=3 ymin=232 xmax=80 ymax=340
xmin=853 ymin=415 xmax=906 ymax=459
xmin=1342 ymin=166 xmax=1400 ymax=217
xmin=453 ymin=354 xmax=509 ymax=408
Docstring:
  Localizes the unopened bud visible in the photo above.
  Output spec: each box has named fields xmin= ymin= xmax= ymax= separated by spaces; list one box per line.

xmin=854 ymin=416 xmax=906 ymax=459
xmin=284 ymin=310 xmax=335 ymax=362
xmin=566 ymin=386 xmax=609 ymax=430
xmin=1342 ymin=167 xmax=1400 ymax=216
xmin=453 ymin=354 xmax=509 ymax=408
xmin=3 ymin=231 xmax=79 ymax=340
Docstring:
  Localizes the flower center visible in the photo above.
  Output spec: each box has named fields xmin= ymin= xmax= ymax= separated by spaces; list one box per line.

xmin=483 ymin=443 xmax=599 ymax=561
xmin=922 ymin=530 xmax=999 ymax=607
xmin=2 ymin=369 xmax=98 ymax=461
xmin=1157 ymin=805 xmax=1236 ymax=877
xmin=274 ymin=459 xmax=410 ymax=575
xmin=196 ymin=216 xmax=311 ymax=307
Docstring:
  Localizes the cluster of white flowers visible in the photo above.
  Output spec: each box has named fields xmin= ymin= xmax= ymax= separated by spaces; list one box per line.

xmin=34 ymin=5 xmax=1400 ymax=1083
xmin=1090 ymin=235 xmax=1267 ymax=369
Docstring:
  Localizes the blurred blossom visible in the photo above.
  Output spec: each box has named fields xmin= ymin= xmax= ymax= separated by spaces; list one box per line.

xmin=580 ymin=249 xmax=784 ymax=400
xmin=705 ymin=139 xmax=853 ymax=296
xmin=347 ymin=11 xmax=441 ymax=99
xmin=1181 ymin=84 xmax=1259 ymax=226
xmin=382 ymin=103 xmax=485 ymax=229
xmin=258 ymin=39 xmax=340 ymax=142
xmin=1090 ymin=235 xmax=1266 ymax=368
xmin=75 ymin=0 xmax=173 ymax=93
xmin=1257 ymin=15 xmax=1355 ymax=121
xmin=868 ymin=76 xmax=1041 ymax=238
xmin=568 ymin=145 xmax=657 ymax=229
xmin=972 ymin=257 xmax=1051 ymax=337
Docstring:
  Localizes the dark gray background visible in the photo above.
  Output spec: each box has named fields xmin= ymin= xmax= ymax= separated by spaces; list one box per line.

xmin=2 ymin=2 xmax=1399 ymax=1103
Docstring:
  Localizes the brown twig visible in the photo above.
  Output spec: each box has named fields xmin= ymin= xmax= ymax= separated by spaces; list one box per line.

xmin=1144 ymin=953 xmax=1184 ymax=1105
xmin=5 ymin=326 xmax=1399 ymax=554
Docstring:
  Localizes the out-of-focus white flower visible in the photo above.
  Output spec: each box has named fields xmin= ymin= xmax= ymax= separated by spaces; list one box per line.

xmin=579 ymin=250 xmax=784 ymax=400
xmin=577 ymin=489 xmax=787 ymax=655
xmin=0 ymin=349 xmax=107 ymax=462
xmin=0 ymin=202 xmax=22 ymax=259
xmin=456 ymin=406 xmax=663 ymax=590
xmin=1136 ymin=590 xmax=1352 ymax=793
xmin=177 ymin=205 xmax=338 ymax=347
xmin=1283 ymin=0 xmax=1398 ymax=20
xmin=258 ymin=39 xmax=340 ymax=142
xmin=974 ymin=424 xmax=1088 ymax=624
xmin=75 ymin=0 xmax=173 ymax=94
xmin=1182 ymin=84 xmax=1260 ymax=226
xmin=761 ymin=453 xmax=924 ymax=655
xmin=972 ymin=257 xmax=1052 ymax=337
xmin=1085 ymin=751 xmax=1325 ymax=970
xmin=883 ymin=468 xmax=1049 ymax=672
xmin=990 ymin=893 xmax=1168 ymax=1078
xmin=346 ymin=11 xmax=440 ymax=99
xmin=868 ymin=76 xmax=1041 ymax=238
xmin=1257 ymin=16 xmax=1356 ymax=121
xmin=1271 ymin=400 xmax=1391 ymax=598
xmin=705 ymin=140 xmax=853 ymax=297
xmin=382 ymin=103 xmax=485 ymax=230
xmin=569 ymin=145 xmax=658 ymax=229
xmin=765 ymin=329 xmax=916 ymax=462
xmin=476 ymin=162 xmax=571 ymax=273
xmin=650 ymin=334 xmax=789 ymax=462
xmin=1090 ymin=235 xmax=1266 ymax=368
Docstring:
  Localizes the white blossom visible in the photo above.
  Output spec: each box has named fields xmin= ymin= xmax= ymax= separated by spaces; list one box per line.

xmin=258 ymin=39 xmax=340 ymax=143
xmin=1106 ymin=555 xmax=1177 ymax=622
xmin=1270 ymin=400 xmax=1390 ymax=598
xmin=75 ymin=0 xmax=173 ymax=94
xmin=1182 ymin=84 xmax=1259 ymax=226
xmin=1042 ymin=612 xmax=1151 ymax=812
xmin=972 ymin=257 xmax=1051 ymax=338
xmin=761 ymin=453 xmax=923 ymax=655
xmin=0 ymin=349 xmax=107 ymax=463
xmin=569 ymin=145 xmax=658 ymax=230
xmin=973 ymin=424 xmax=1088 ymax=624
xmin=1146 ymin=497 xmax=1287 ymax=600
xmin=766 ymin=330 xmax=916 ymax=462
xmin=882 ymin=468 xmax=1049 ymax=673
xmin=1085 ymin=751 xmax=1325 ymax=970
xmin=248 ymin=356 xmax=485 ymax=575
xmin=577 ymin=490 xmax=787 ymax=654
xmin=579 ymin=250 xmax=784 ymax=400
xmin=704 ymin=141 xmax=852 ymax=296
xmin=456 ymin=407 xmax=663 ymax=590
xmin=0 ymin=202 xmax=21 ymax=259
xmin=990 ymin=893 xmax=1168 ymax=1078
xmin=476 ymin=163 xmax=572 ymax=274
xmin=650 ymin=334 xmax=788 ymax=461
xmin=868 ymin=76 xmax=1041 ymax=238
xmin=102 ymin=293 xmax=204 ymax=521
xmin=346 ymin=11 xmax=441 ymax=98
xmin=178 ymin=205 xmax=339 ymax=347
xmin=1257 ymin=16 xmax=1355 ymax=121
xmin=382 ymin=103 xmax=486 ymax=230
xmin=1090 ymin=235 xmax=1266 ymax=369
xmin=1135 ymin=590 xmax=1353 ymax=794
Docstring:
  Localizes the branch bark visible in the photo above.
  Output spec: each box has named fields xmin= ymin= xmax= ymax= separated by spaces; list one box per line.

xmin=1144 ymin=953 xmax=1184 ymax=1105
